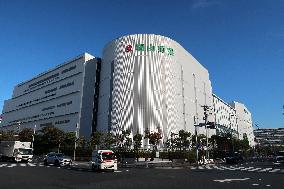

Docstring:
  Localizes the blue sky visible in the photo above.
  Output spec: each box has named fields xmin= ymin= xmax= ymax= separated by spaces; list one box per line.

xmin=0 ymin=0 xmax=283 ymax=128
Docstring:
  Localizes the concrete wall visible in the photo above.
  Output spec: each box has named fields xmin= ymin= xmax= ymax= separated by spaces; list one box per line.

xmin=1 ymin=53 xmax=97 ymax=138
xmin=99 ymin=34 xmax=213 ymax=146
xmin=230 ymin=101 xmax=255 ymax=146
xmin=213 ymin=94 xmax=237 ymax=137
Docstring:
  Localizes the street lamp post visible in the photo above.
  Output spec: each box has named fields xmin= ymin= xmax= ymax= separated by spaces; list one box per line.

xmin=74 ymin=123 xmax=79 ymax=161
xmin=229 ymin=114 xmax=235 ymax=153
xmin=32 ymin=125 xmax=36 ymax=148
xmin=194 ymin=116 xmax=199 ymax=167
xmin=17 ymin=121 xmax=21 ymax=133
xmin=201 ymin=105 xmax=212 ymax=160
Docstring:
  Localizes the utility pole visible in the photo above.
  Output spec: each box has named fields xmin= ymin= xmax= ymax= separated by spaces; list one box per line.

xmin=201 ymin=105 xmax=211 ymax=160
xmin=74 ymin=123 xmax=79 ymax=161
xmin=194 ymin=116 xmax=199 ymax=168
xmin=32 ymin=125 xmax=36 ymax=148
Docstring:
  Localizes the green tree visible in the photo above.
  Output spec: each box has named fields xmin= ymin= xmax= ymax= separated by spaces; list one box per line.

xmin=90 ymin=131 xmax=103 ymax=149
xmin=18 ymin=128 xmax=34 ymax=142
xmin=133 ymin=133 xmax=143 ymax=150
xmin=40 ymin=125 xmax=65 ymax=152
xmin=0 ymin=130 xmax=17 ymax=141
xmin=177 ymin=130 xmax=191 ymax=151
xmin=144 ymin=129 xmax=162 ymax=150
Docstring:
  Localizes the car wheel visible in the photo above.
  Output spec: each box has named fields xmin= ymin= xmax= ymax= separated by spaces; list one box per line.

xmin=44 ymin=160 xmax=48 ymax=166
xmin=91 ymin=164 xmax=96 ymax=171
xmin=55 ymin=160 xmax=60 ymax=167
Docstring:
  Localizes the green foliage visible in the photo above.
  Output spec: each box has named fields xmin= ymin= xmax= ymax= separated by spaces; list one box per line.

xmin=144 ymin=129 xmax=162 ymax=148
xmin=90 ymin=131 xmax=115 ymax=150
xmin=133 ymin=133 xmax=143 ymax=150
xmin=18 ymin=128 xmax=34 ymax=142
xmin=0 ymin=130 xmax=17 ymax=141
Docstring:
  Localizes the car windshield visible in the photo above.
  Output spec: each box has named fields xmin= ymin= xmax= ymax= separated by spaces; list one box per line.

xmin=101 ymin=152 xmax=115 ymax=160
xmin=18 ymin=148 xmax=33 ymax=155
xmin=55 ymin=153 xmax=64 ymax=157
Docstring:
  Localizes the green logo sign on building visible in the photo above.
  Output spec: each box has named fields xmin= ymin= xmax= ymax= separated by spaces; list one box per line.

xmin=125 ymin=44 xmax=174 ymax=56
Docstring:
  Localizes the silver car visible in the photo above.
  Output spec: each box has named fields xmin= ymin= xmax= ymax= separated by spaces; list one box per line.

xmin=44 ymin=152 xmax=72 ymax=166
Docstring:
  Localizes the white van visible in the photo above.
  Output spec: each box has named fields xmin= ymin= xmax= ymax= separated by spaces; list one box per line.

xmin=91 ymin=150 xmax=117 ymax=171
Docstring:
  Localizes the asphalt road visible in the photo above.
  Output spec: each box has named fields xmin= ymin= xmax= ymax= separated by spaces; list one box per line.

xmin=0 ymin=162 xmax=283 ymax=189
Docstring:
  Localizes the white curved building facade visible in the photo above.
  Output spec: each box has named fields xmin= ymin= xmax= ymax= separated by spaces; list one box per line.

xmin=96 ymin=34 xmax=214 ymax=143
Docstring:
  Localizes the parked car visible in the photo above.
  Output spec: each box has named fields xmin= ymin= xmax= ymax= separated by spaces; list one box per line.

xmin=91 ymin=150 xmax=117 ymax=172
xmin=273 ymin=156 xmax=284 ymax=165
xmin=44 ymin=152 xmax=72 ymax=166
xmin=225 ymin=152 xmax=244 ymax=164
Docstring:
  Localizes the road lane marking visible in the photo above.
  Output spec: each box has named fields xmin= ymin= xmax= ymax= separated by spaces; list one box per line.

xmin=214 ymin=177 xmax=250 ymax=183
xmin=248 ymin=168 xmax=262 ymax=172
xmin=258 ymin=168 xmax=272 ymax=172
xmin=205 ymin=165 xmax=212 ymax=169
xmin=240 ymin=167 xmax=254 ymax=171
xmin=19 ymin=163 xmax=27 ymax=167
xmin=27 ymin=163 xmax=36 ymax=167
xmin=213 ymin=165 xmax=224 ymax=170
xmin=0 ymin=164 xmax=8 ymax=167
xmin=269 ymin=169 xmax=280 ymax=173
xmin=7 ymin=164 xmax=17 ymax=168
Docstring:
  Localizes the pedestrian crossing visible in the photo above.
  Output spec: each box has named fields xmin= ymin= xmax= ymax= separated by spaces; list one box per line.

xmin=189 ymin=164 xmax=283 ymax=173
xmin=0 ymin=163 xmax=42 ymax=168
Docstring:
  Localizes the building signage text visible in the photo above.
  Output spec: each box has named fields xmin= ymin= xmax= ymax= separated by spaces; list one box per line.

xmin=125 ymin=44 xmax=174 ymax=56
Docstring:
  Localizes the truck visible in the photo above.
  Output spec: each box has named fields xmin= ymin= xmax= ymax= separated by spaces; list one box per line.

xmin=91 ymin=150 xmax=117 ymax=172
xmin=0 ymin=141 xmax=33 ymax=162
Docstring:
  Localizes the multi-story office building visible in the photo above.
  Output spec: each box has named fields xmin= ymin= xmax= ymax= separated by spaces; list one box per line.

xmin=212 ymin=94 xmax=237 ymax=137
xmin=0 ymin=34 xmax=254 ymax=147
xmin=0 ymin=53 xmax=100 ymax=137
xmin=212 ymin=94 xmax=255 ymax=146
xmin=97 ymin=34 xmax=214 ymax=146
xmin=230 ymin=101 xmax=254 ymax=146
xmin=254 ymin=128 xmax=284 ymax=146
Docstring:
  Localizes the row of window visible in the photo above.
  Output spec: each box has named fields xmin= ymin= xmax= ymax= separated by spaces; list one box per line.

xmin=17 ymin=93 xmax=56 ymax=108
xmin=9 ymin=112 xmax=55 ymax=124
xmin=57 ymin=101 xmax=72 ymax=108
xmin=45 ymin=87 xmax=57 ymax=94
xmin=17 ymin=80 xmax=75 ymax=109
xmin=59 ymin=81 xmax=74 ymax=89
xmin=55 ymin=119 xmax=70 ymax=125
xmin=28 ymin=73 xmax=60 ymax=88
xmin=61 ymin=65 xmax=76 ymax=74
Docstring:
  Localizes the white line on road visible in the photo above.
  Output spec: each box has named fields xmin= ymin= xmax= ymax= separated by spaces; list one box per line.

xmin=205 ymin=166 xmax=212 ymax=169
xmin=269 ymin=169 xmax=280 ymax=173
xmin=27 ymin=163 xmax=36 ymax=167
xmin=258 ymin=168 xmax=272 ymax=172
xmin=0 ymin=164 xmax=7 ymax=167
xmin=7 ymin=164 xmax=17 ymax=168
xmin=214 ymin=178 xmax=250 ymax=183
xmin=240 ymin=167 xmax=254 ymax=171
xmin=248 ymin=168 xmax=262 ymax=172
xmin=213 ymin=166 xmax=224 ymax=170
xmin=19 ymin=163 xmax=27 ymax=167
